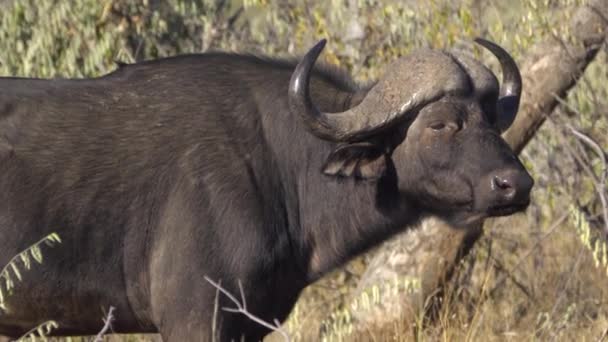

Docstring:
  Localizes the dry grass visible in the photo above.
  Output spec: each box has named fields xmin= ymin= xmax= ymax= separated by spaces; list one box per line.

xmin=269 ymin=211 xmax=608 ymax=342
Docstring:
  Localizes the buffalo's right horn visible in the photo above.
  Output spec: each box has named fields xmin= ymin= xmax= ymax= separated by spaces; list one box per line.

xmin=288 ymin=40 xmax=421 ymax=142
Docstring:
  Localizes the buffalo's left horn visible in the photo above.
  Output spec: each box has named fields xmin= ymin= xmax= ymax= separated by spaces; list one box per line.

xmin=474 ymin=38 xmax=522 ymax=132
xmin=288 ymin=39 xmax=424 ymax=142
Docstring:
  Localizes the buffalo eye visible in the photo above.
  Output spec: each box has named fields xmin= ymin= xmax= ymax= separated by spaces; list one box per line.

xmin=428 ymin=120 xmax=460 ymax=132
xmin=430 ymin=122 xmax=446 ymax=131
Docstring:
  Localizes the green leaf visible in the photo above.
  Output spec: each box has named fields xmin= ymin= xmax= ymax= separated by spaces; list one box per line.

xmin=15 ymin=320 xmax=59 ymax=341
xmin=30 ymin=246 xmax=43 ymax=264
xmin=10 ymin=262 xmax=22 ymax=281
xmin=48 ymin=232 xmax=62 ymax=243
xmin=20 ymin=253 xmax=31 ymax=270
xmin=4 ymin=272 xmax=13 ymax=291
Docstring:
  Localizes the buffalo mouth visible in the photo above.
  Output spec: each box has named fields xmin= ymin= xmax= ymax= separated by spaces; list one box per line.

xmin=486 ymin=201 xmax=530 ymax=217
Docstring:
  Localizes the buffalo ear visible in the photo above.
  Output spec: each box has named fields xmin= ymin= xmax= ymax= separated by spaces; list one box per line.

xmin=322 ymin=142 xmax=388 ymax=180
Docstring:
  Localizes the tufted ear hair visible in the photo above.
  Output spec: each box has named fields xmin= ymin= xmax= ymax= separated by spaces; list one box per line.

xmin=322 ymin=142 xmax=388 ymax=180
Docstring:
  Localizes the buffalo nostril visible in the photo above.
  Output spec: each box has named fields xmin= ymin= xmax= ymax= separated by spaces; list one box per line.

xmin=492 ymin=175 xmax=516 ymax=199
xmin=493 ymin=176 xmax=511 ymax=190
xmin=491 ymin=170 xmax=534 ymax=205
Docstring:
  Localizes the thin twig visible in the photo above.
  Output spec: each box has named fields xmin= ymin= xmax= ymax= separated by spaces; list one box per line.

xmin=549 ymin=245 xmax=587 ymax=342
xmin=204 ymin=276 xmax=291 ymax=342
xmin=212 ymin=279 xmax=220 ymax=342
xmin=488 ymin=254 xmax=536 ymax=303
xmin=92 ymin=306 xmax=115 ymax=342
xmin=599 ymin=326 xmax=608 ymax=342
xmin=550 ymin=97 xmax=602 ymax=179
xmin=488 ymin=213 xmax=569 ymax=295
xmin=568 ymin=125 xmax=608 ymax=237
xmin=568 ymin=128 xmax=606 ymax=184
xmin=545 ymin=103 xmax=608 ymax=238
xmin=551 ymin=96 xmax=607 ymax=183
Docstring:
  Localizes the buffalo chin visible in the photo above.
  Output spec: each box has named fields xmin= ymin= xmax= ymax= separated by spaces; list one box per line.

xmin=486 ymin=201 xmax=530 ymax=217
xmin=439 ymin=201 xmax=530 ymax=229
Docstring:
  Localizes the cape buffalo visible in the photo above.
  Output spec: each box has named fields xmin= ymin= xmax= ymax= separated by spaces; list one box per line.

xmin=0 ymin=38 xmax=533 ymax=341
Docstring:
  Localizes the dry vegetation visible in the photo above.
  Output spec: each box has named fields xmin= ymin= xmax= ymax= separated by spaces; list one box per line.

xmin=0 ymin=0 xmax=606 ymax=341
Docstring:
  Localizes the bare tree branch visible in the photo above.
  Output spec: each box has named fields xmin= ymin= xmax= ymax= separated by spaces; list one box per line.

xmin=92 ymin=306 xmax=115 ymax=342
xmin=568 ymin=125 xmax=608 ymax=237
xmin=204 ymin=276 xmax=291 ymax=342
xmin=504 ymin=0 xmax=608 ymax=154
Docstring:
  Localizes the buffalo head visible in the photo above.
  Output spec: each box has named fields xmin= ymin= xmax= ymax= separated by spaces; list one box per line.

xmin=289 ymin=39 xmax=533 ymax=226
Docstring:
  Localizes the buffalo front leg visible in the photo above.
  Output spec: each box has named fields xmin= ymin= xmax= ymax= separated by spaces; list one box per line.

xmin=148 ymin=182 xmax=286 ymax=341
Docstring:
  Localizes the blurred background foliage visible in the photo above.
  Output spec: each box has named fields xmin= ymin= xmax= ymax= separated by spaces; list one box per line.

xmin=0 ymin=0 xmax=606 ymax=341
xmin=1 ymin=0 xmax=572 ymax=78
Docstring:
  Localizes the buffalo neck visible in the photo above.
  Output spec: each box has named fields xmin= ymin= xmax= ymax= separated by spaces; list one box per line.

xmin=278 ymin=83 xmax=419 ymax=282
xmin=293 ymin=156 xmax=420 ymax=281
xmin=251 ymin=63 xmax=420 ymax=282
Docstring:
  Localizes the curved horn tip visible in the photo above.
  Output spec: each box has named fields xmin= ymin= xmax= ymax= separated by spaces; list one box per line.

xmin=305 ymin=39 xmax=328 ymax=61
xmin=314 ymin=38 xmax=328 ymax=50
xmin=473 ymin=38 xmax=512 ymax=59
xmin=473 ymin=37 xmax=522 ymax=132
xmin=291 ymin=39 xmax=328 ymax=94
xmin=473 ymin=37 xmax=493 ymax=46
xmin=473 ymin=37 xmax=521 ymax=84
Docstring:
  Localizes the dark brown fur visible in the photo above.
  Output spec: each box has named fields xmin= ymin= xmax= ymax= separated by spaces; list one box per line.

xmin=0 ymin=51 xmax=532 ymax=341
